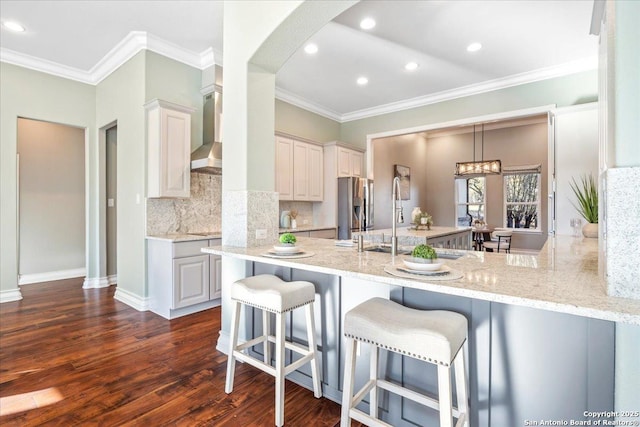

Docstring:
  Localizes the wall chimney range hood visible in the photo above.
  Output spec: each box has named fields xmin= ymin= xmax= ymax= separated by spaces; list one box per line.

xmin=191 ymin=85 xmax=222 ymax=174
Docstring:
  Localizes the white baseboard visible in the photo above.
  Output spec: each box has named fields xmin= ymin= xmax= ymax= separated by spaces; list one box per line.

xmin=114 ymin=287 xmax=150 ymax=312
xmin=19 ymin=268 xmax=86 ymax=285
xmin=83 ymin=276 xmax=110 ymax=289
xmin=107 ymin=274 xmax=118 ymax=285
xmin=0 ymin=288 xmax=23 ymax=303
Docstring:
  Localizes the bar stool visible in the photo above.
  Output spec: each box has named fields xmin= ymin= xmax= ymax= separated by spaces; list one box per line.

xmin=341 ymin=298 xmax=469 ymax=427
xmin=225 ymin=274 xmax=322 ymax=427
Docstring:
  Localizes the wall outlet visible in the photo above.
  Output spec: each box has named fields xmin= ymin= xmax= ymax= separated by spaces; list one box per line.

xmin=303 ymin=219 xmax=309 ymax=225
xmin=255 ymin=229 xmax=267 ymax=239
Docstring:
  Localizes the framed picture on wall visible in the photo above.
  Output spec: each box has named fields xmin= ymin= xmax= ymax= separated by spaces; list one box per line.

xmin=393 ymin=164 xmax=410 ymax=200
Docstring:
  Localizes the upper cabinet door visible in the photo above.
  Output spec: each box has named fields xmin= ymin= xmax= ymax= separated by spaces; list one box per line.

xmin=275 ymin=136 xmax=294 ymax=200
xmin=350 ymin=151 xmax=363 ymax=177
xmin=337 ymin=147 xmax=352 ymax=177
xmin=293 ymin=141 xmax=309 ymax=200
xmin=337 ymin=146 xmax=363 ymax=177
xmin=146 ymin=99 xmax=195 ymax=198
xmin=307 ymin=144 xmax=324 ymax=201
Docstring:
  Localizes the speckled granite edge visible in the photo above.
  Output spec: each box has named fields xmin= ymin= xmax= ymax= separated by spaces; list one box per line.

xmin=146 ymin=232 xmax=222 ymax=242
xmin=203 ymin=236 xmax=640 ymax=325
xmin=605 ymin=167 xmax=640 ymax=300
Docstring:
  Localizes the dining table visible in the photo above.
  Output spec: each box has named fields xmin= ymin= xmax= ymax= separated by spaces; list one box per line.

xmin=471 ymin=226 xmax=494 ymax=251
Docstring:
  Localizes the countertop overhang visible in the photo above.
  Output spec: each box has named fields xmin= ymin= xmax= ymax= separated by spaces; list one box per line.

xmin=202 ymin=236 xmax=640 ymax=325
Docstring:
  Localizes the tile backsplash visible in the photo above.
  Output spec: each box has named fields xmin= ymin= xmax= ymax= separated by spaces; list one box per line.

xmin=278 ymin=201 xmax=313 ymax=228
xmin=147 ymin=172 xmax=222 ymax=234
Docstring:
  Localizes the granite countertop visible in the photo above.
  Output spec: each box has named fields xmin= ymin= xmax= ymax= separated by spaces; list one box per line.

xmin=279 ymin=225 xmax=337 ymax=233
xmin=147 ymin=232 xmax=222 ymax=242
xmin=202 ymin=235 xmax=640 ymax=325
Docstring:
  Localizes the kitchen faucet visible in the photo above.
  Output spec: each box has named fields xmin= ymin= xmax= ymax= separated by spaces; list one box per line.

xmin=391 ymin=176 xmax=404 ymax=256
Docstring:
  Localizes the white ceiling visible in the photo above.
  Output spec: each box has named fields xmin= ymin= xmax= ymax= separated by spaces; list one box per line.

xmin=0 ymin=0 xmax=597 ymax=122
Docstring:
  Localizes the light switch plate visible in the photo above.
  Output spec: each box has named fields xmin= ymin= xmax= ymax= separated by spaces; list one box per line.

xmin=107 ymin=198 xmax=115 ymax=207
xmin=256 ymin=229 xmax=267 ymax=239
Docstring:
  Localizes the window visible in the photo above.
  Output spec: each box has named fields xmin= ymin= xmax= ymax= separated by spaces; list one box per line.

xmin=503 ymin=165 xmax=541 ymax=231
xmin=455 ymin=177 xmax=485 ymax=226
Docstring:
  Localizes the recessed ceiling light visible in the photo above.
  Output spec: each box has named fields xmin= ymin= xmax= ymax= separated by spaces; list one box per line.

xmin=3 ymin=21 xmax=26 ymax=32
xmin=467 ymin=42 xmax=482 ymax=52
xmin=360 ymin=18 xmax=376 ymax=30
xmin=304 ymin=43 xmax=318 ymax=55
xmin=357 ymin=76 xmax=369 ymax=86
xmin=405 ymin=62 xmax=419 ymax=71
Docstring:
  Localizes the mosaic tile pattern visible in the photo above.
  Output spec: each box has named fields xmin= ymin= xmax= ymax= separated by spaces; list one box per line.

xmin=147 ymin=172 xmax=222 ymax=235
xmin=605 ymin=167 xmax=640 ymax=300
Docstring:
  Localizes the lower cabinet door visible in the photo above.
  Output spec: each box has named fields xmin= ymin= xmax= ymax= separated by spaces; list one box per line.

xmin=173 ymin=255 xmax=210 ymax=309
xmin=210 ymin=255 xmax=222 ymax=299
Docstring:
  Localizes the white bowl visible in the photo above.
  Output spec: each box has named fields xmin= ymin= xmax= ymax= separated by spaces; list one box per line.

xmin=273 ymin=244 xmax=299 ymax=254
xmin=402 ymin=257 xmax=443 ymax=271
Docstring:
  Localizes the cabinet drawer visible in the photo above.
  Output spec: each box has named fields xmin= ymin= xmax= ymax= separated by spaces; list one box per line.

xmin=173 ymin=240 xmax=209 ymax=258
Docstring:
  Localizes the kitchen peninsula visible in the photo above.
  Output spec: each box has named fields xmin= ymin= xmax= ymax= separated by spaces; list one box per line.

xmin=203 ymin=237 xmax=640 ymax=426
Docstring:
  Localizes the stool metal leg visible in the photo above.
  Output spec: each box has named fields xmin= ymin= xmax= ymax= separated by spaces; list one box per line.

xmin=341 ymin=337 xmax=357 ymax=427
xmin=437 ymin=365 xmax=453 ymax=427
xmin=305 ymin=303 xmax=322 ymax=398
xmin=263 ymin=310 xmax=271 ymax=365
xmin=275 ymin=312 xmax=286 ymax=427
xmin=225 ymin=300 xmax=241 ymax=394
xmin=369 ymin=345 xmax=378 ymax=419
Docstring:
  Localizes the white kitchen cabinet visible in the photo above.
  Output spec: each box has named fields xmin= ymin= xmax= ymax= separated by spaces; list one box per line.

xmin=147 ymin=237 xmax=221 ymax=319
xmin=145 ymin=99 xmax=196 ymax=198
xmin=337 ymin=146 xmax=363 ymax=177
xmin=173 ymin=255 xmax=209 ymax=308
xmin=275 ymin=136 xmax=294 ymax=200
xmin=275 ymin=135 xmax=323 ymax=201
xmin=317 ymin=142 xmax=366 ymax=227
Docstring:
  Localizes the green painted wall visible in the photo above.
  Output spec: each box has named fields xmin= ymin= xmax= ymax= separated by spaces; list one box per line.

xmin=96 ymin=52 xmax=147 ymax=300
xmin=145 ymin=51 xmax=204 ymax=152
xmin=614 ymin=0 xmax=640 ymax=166
xmin=275 ymin=99 xmax=340 ymax=143
xmin=0 ymin=62 xmax=96 ymax=297
xmin=339 ymin=70 xmax=598 ymax=149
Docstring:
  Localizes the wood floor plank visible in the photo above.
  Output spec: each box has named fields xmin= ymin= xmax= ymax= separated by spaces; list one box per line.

xmin=0 ymin=279 xmax=364 ymax=426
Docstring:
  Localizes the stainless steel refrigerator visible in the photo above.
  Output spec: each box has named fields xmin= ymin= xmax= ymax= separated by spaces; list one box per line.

xmin=337 ymin=177 xmax=374 ymax=240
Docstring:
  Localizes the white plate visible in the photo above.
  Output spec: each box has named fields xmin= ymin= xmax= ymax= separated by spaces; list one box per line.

xmin=397 ymin=264 xmax=451 ymax=276
xmin=273 ymin=245 xmax=300 ymax=254
xmin=402 ymin=257 xmax=443 ymax=271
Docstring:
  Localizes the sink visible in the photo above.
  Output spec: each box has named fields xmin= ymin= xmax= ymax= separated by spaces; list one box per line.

xmin=364 ymin=246 xmax=412 ymax=255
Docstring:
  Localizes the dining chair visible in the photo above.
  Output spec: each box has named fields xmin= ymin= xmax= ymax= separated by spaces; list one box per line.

xmin=483 ymin=229 xmax=512 ymax=253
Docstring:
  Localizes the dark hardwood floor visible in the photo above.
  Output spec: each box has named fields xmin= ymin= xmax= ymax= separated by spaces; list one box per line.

xmin=0 ymin=279 xmax=360 ymax=426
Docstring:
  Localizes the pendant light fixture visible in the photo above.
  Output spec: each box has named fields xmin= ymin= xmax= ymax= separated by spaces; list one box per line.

xmin=455 ymin=123 xmax=501 ymax=176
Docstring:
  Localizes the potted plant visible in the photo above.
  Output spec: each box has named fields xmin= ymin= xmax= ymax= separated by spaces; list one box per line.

xmin=569 ymin=174 xmax=598 ymax=238
xmin=411 ymin=244 xmax=438 ymax=262
xmin=419 ymin=212 xmax=433 ymax=229
xmin=279 ymin=232 xmax=297 ymax=246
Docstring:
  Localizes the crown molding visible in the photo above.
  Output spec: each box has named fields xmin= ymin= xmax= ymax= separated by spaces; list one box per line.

xmin=275 ymin=87 xmax=342 ymax=122
xmin=340 ymin=56 xmax=597 ymax=123
xmin=1 ymin=31 xmax=218 ymax=85
xmin=1 ymin=47 xmax=94 ymax=84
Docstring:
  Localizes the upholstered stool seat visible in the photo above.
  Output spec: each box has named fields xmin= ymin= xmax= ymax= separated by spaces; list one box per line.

xmin=226 ymin=274 xmax=321 ymax=427
xmin=341 ymin=297 xmax=469 ymax=427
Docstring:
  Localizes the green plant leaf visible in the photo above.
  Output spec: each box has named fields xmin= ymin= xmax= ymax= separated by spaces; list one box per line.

xmin=569 ymin=174 xmax=598 ymax=223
